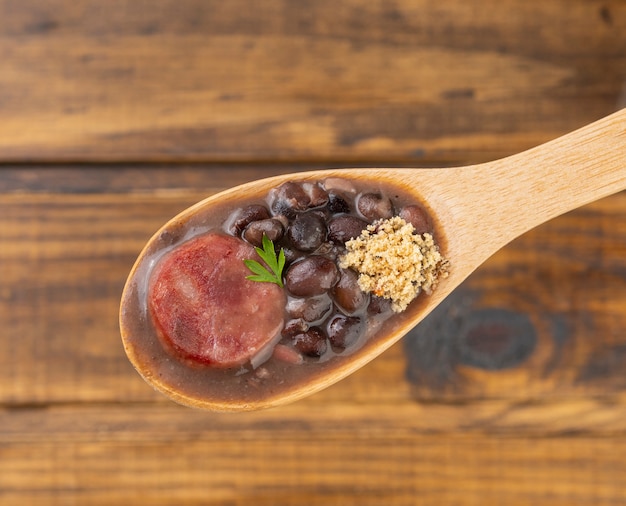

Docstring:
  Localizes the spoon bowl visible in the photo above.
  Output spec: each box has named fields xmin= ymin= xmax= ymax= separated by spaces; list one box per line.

xmin=120 ymin=109 xmax=626 ymax=411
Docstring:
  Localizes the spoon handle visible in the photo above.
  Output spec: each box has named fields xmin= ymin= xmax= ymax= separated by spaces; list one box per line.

xmin=493 ymin=107 xmax=626 ymax=228
xmin=436 ymin=108 xmax=626 ymax=267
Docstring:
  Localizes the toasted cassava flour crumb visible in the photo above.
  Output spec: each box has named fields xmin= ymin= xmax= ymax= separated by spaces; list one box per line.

xmin=339 ymin=216 xmax=449 ymax=313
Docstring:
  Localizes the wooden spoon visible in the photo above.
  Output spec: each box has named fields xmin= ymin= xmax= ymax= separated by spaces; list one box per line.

xmin=120 ymin=108 xmax=626 ymax=411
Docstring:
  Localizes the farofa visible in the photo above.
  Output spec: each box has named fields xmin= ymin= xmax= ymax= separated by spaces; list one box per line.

xmin=339 ymin=216 xmax=449 ymax=312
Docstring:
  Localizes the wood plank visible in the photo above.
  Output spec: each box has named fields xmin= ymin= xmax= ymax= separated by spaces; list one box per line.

xmin=2 ymin=399 xmax=626 ymax=442
xmin=1 ymin=0 xmax=624 ymax=163
xmin=0 ymin=167 xmax=624 ymax=407
xmin=0 ymin=164 xmax=424 ymax=194
xmin=0 ymin=435 xmax=625 ymax=505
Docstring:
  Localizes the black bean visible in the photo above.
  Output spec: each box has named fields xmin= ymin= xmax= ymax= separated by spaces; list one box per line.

xmin=287 ymin=295 xmax=332 ymax=322
xmin=270 ymin=182 xmax=310 ymax=217
xmin=327 ymin=215 xmax=368 ymax=244
xmin=367 ymin=295 xmax=392 ymax=315
xmin=281 ymin=247 xmax=302 ymax=264
xmin=292 ymin=327 xmax=328 ymax=357
xmin=287 ymin=212 xmax=327 ymax=252
xmin=303 ymin=182 xmax=329 ymax=208
xmin=313 ymin=241 xmax=343 ymax=261
xmin=327 ymin=192 xmax=351 ymax=214
xmin=228 ymin=205 xmax=270 ymax=235
xmin=243 ymin=218 xmax=284 ymax=246
xmin=285 ymin=256 xmax=340 ymax=297
xmin=327 ymin=316 xmax=363 ymax=349
xmin=332 ymin=269 xmax=368 ymax=314
xmin=282 ymin=319 xmax=309 ymax=339
xmin=357 ymin=193 xmax=394 ymax=221
xmin=399 ymin=205 xmax=431 ymax=235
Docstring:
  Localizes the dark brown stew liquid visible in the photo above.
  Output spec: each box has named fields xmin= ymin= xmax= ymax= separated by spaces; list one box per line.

xmin=120 ymin=176 xmax=446 ymax=407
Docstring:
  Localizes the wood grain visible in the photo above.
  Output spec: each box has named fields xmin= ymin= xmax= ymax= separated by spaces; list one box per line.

xmin=0 ymin=0 xmax=624 ymax=163
xmin=1 ymin=0 xmax=625 ymax=503
xmin=1 ymin=167 xmax=625 ymax=503
xmin=0 ymin=171 xmax=624 ymax=407
xmin=1 ymin=436 xmax=625 ymax=505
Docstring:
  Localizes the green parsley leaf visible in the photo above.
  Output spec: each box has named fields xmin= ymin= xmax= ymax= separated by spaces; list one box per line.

xmin=244 ymin=235 xmax=285 ymax=287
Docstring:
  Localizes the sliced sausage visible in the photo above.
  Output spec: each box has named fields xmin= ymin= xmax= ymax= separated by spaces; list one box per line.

xmin=148 ymin=233 xmax=286 ymax=368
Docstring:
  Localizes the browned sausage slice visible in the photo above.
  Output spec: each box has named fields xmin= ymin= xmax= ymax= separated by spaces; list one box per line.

xmin=148 ymin=233 xmax=286 ymax=368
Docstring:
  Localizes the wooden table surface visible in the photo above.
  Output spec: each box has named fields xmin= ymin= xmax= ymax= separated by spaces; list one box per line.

xmin=1 ymin=1 xmax=625 ymax=504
